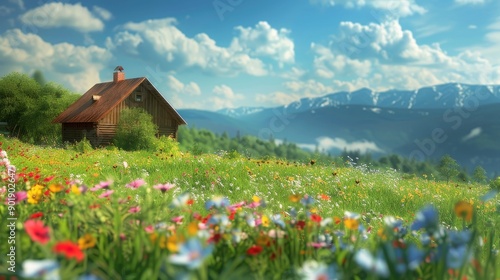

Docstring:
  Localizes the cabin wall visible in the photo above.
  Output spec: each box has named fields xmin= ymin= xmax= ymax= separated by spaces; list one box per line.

xmin=62 ymin=123 xmax=99 ymax=146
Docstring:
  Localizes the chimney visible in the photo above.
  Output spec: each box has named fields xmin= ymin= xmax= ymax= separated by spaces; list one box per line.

xmin=113 ymin=66 xmax=125 ymax=82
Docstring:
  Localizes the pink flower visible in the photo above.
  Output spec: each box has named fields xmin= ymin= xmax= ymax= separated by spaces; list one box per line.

xmin=24 ymin=220 xmax=50 ymax=244
xmin=144 ymin=225 xmax=154 ymax=233
xmin=90 ymin=180 xmax=113 ymax=191
xmin=4 ymin=191 xmax=26 ymax=205
xmin=171 ymin=216 xmax=184 ymax=224
xmin=99 ymin=190 xmax=114 ymax=198
xmin=129 ymin=206 xmax=141 ymax=213
xmin=153 ymin=183 xmax=175 ymax=193
xmin=126 ymin=179 xmax=146 ymax=189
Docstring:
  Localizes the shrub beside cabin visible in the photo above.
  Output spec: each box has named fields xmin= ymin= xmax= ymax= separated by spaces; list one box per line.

xmin=53 ymin=67 xmax=186 ymax=147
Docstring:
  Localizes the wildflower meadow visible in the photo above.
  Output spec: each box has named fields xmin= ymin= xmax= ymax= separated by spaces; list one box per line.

xmin=0 ymin=136 xmax=499 ymax=279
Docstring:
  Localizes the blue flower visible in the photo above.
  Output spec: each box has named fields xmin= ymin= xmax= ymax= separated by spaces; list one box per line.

xmin=207 ymin=214 xmax=230 ymax=229
xmin=21 ymin=259 xmax=60 ymax=280
xmin=300 ymin=195 xmax=315 ymax=207
xmin=446 ymin=230 xmax=472 ymax=269
xmin=169 ymin=238 xmax=214 ymax=269
xmin=411 ymin=205 xmax=439 ymax=233
xmin=271 ymin=214 xmax=286 ymax=228
xmin=205 ymin=196 xmax=230 ymax=210
xmin=354 ymin=249 xmax=389 ymax=278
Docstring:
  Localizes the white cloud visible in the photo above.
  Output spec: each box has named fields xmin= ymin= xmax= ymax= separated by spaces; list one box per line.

xmin=231 ymin=21 xmax=295 ymax=66
xmin=462 ymin=127 xmax=482 ymax=142
xmin=166 ymin=75 xmax=201 ymax=96
xmin=455 ymin=0 xmax=486 ymax=5
xmin=210 ymin=85 xmax=244 ymax=109
xmin=299 ymin=136 xmax=384 ymax=154
xmin=0 ymin=6 xmax=13 ymax=15
xmin=309 ymin=19 xmax=500 ymax=91
xmin=332 ymin=20 xmax=453 ymax=65
xmin=105 ymin=31 xmax=143 ymax=55
xmin=284 ymin=79 xmax=334 ymax=96
xmin=92 ymin=6 xmax=112 ymax=21
xmin=0 ymin=29 xmax=111 ymax=92
xmin=108 ymin=18 xmax=268 ymax=76
xmin=19 ymin=3 xmax=109 ymax=32
xmin=310 ymin=0 xmax=426 ymax=17
xmin=9 ymin=0 xmax=24 ymax=10
xmin=256 ymin=91 xmax=302 ymax=106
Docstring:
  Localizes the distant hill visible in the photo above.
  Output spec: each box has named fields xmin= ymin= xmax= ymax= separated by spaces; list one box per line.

xmin=178 ymin=83 xmax=500 ymax=176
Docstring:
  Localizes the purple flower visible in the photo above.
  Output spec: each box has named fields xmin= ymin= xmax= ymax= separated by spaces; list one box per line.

xmin=4 ymin=191 xmax=27 ymax=205
xmin=126 ymin=179 xmax=146 ymax=189
xmin=153 ymin=183 xmax=175 ymax=193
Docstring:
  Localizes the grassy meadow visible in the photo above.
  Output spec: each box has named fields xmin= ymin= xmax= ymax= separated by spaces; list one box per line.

xmin=0 ymin=135 xmax=499 ymax=279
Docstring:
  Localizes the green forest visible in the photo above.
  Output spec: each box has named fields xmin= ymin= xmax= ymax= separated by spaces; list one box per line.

xmin=0 ymin=71 xmax=492 ymax=183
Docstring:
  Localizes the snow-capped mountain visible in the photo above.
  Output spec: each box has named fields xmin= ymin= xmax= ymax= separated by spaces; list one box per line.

xmin=218 ymin=83 xmax=500 ymax=117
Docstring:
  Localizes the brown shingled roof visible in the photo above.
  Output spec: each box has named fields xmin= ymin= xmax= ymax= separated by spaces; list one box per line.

xmin=53 ymin=77 xmax=186 ymax=125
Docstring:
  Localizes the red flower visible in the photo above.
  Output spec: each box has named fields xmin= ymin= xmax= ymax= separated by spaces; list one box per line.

xmin=29 ymin=212 xmax=43 ymax=219
xmin=24 ymin=220 xmax=50 ymax=244
xmin=247 ymin=245 xmax=263 ymax=256
xmin=43 ymin=175 xmax=55 ymax=182
xmin=208 ymin=233 xmax=222 ymax=244
xmin=310 ymin=214 xmax=322 ymax=224
xmin=53 ymin=241 xmax=84 ymax=262
xmin=296 ymin=220 xmax=306 ymax=230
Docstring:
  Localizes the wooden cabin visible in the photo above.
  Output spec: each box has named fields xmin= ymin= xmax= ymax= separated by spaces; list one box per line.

xmin=53 ymin=67 xmax=186 ymax=147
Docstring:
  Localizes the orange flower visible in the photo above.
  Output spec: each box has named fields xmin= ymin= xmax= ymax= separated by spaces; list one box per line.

xmin=289 ymin=194 xmax=301 ymax=203
xmin=344 ymin=218 xmax=359 ymax=230
xmin=454 ymin=201 xmax=473 ymax=222
xmin=49 ymin=184 xmax=63 ymax=193
xmin=78 ymin=234 xmax=96 ymax=250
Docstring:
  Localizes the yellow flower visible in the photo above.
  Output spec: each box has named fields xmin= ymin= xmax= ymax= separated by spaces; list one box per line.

xmin=71 ymin=184 xmax=81 ymax=195
xmin=344 ymin=218 xmax=359 ymax=230
xmin=78 ymin=234 xmax=96 ymax=250
xmin=27 ymin=185 xmax=44 ymax=204
xmin=166 ymin=234 xmax=184 ymax=252
xmin=187 ymin=222 xmax=198 ymax=237
xmin=454 ymin=201 xmax=473 ymax=222
xmin=49 ymin=184 xmax=63 ymax=193
xmin=252 ymin=196 xmax=261 ymax=203
xmin=261 ymin=215 xmax=270 ymax=227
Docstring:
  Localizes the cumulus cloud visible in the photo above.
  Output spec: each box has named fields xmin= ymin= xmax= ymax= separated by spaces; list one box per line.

xmin=310 ymin=0 xmax=426 ymax=17
xmin=107 ymin=18 xmax=272 ymax=76
xmin=166 ymin=75 xmax=201 ymax=96
xmin=231 ymin=21 xmax=295 ymax=66
xmin=210 ymin=85 xmax=244 ymax=109
xmin=0 ymin=29 xmax=111 ymax=92
xmin=19 ymin=3 xmax=110 ymax=32
xmin=310 ymin=19 xmax=500 ymax=91
xmin=256 ymin=91 xmax=302 ymax=106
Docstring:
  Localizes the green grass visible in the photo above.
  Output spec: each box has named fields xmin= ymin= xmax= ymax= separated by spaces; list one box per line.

xmin=0 ymin=136 xmax=499 ymax=279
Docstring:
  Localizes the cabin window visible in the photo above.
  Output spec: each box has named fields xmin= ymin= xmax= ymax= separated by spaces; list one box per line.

xmin=135 ymin=93 xmax=143 ymax=102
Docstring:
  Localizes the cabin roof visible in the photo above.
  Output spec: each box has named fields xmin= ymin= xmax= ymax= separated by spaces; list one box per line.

xmin=53 ymin=77 xmax=186 ymax=125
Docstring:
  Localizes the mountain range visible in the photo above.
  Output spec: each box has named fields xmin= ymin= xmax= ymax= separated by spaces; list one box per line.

xmin=177 ymin=83 xmax=500 ymax=176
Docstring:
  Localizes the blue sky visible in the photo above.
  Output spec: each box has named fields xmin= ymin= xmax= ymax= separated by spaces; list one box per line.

xmin=1 ymin=0 xmax=499 ymax=110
